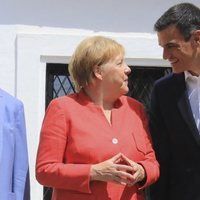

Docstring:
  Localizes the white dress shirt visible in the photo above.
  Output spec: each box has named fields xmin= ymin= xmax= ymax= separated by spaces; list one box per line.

xmin=184 ymin=71 xmax=200 ymax=133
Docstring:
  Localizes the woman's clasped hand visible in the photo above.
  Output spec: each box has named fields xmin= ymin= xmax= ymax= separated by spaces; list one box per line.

xmin=90 ymin=153 xmax=146 ymax=187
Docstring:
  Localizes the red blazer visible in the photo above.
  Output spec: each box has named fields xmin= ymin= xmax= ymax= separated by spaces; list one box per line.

xmin=36 ymin=91 xmax=159 ymax=200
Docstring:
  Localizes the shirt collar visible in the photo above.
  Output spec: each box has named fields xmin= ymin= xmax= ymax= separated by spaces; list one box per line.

xmin=184 ymin=71 xmax=200 ymax=81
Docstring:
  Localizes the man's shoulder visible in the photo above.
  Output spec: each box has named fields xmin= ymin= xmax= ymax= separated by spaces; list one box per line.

xmin=0 ymin=88 xmax=23 ymax=107
xmin=154 ymin=72 xmax=184 ymax=88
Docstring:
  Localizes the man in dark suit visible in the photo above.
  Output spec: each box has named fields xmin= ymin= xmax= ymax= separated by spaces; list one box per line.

xmin=149 ymin=3 xmax=200 ymax=200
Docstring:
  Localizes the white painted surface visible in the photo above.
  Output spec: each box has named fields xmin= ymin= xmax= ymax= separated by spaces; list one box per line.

xmin=1 ymin=0 xmax=199 ymax=32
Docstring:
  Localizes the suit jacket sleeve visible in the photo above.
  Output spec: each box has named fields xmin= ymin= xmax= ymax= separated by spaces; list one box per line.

xmin=135 ymin=103 xmax=160 ymax=189
xmin=149 ymin=83 xmax=170 ymax=200
xmin=14 ymin=101 xmax=30 ymax=200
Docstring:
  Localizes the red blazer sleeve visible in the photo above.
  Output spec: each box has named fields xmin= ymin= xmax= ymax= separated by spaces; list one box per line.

xmin=136 ymin=104 xmax=160 ymax=189
xmin=36 ymin=99 xmax=92 ymax=194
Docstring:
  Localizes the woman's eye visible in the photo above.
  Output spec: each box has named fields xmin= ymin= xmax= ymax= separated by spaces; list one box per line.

xmin=117 ymin=61 xmax=123 ymax=66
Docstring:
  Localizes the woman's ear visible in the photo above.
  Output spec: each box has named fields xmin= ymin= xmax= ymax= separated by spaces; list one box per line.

xmin=93 ymin=65 xmax=103 ymax=80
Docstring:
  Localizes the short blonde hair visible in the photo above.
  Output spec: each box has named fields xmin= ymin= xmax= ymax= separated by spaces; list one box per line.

xmin=69 ymin=36 xmax=125 ymax=91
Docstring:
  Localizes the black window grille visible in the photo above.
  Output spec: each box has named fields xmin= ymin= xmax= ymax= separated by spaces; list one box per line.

xmin=45 ymin=63 xmax=75 ymax=108
xmin=128 ymin=66 xmax=171 ymax=113
xmin=43 ymin=63 xmax=171 ymax=200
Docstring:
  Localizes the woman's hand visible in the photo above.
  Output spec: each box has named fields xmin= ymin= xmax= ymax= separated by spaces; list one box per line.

xmin=120 ymin=154 xmax=146 ymax=186
xmin=90 ymin=153 xmax=135 ymax=185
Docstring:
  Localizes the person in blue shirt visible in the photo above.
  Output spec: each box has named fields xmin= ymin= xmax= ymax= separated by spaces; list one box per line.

xmin=0 ymin=88 xmax=30 ymax=200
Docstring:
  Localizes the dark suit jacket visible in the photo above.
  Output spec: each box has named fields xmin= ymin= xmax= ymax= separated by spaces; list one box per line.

xmin=149 ymin=72 xmax=200 ymax=200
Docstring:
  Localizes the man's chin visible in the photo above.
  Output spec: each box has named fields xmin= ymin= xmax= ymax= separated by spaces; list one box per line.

xmin=172 ymin=68 xmax=184 ymax=74
xmin=171 ymin=65 xmax=184 ymax=74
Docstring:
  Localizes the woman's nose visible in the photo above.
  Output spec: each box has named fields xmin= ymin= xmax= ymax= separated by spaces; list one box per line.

xmin=124 ymin=64 xmax=131 ymax=75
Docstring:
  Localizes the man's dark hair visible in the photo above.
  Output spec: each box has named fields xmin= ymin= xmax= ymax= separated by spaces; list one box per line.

xmin=154 ymin=3 xmax=200 ymax=41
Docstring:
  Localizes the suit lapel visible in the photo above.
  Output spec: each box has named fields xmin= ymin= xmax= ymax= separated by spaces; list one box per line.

xmin=175 ymin=73 xmax=200 ymax=144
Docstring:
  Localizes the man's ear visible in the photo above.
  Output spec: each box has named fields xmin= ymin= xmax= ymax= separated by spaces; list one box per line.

xmin=93 ymin=65 xmax=103 ymax=80
xmin=193 ymin=30 xmax=200 ymax=45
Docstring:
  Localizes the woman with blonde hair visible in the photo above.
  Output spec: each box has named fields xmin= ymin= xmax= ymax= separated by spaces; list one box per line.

xmin=36 ymin=36 xmax=159 ymax=200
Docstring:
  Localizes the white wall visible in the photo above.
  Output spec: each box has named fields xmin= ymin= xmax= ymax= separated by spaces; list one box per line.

xmin=0 ymin=0 xmax=199 ymax=199
xmin=0 ymin=0 xmax=199 ymax=32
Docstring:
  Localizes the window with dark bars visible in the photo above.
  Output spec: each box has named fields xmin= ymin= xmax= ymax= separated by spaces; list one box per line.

xmin=43 ymin=63 xmax=171 ymax=200
xmin=128 ymin=66 xmax=171 ymax=113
